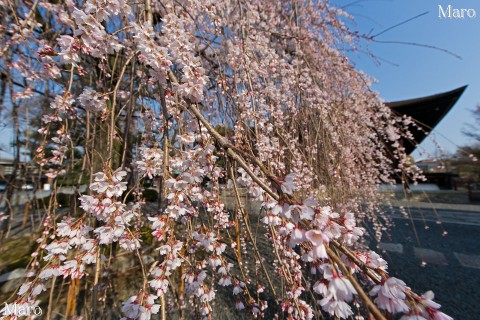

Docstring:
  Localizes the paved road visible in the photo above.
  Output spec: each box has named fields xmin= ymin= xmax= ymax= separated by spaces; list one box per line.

xmin=375 ymin=206 xmax=480 ymax=319
xmin=228 ymin=197 xmax=480 ymax=318
xmin=385 ymin=206 xmax=480 ymax=226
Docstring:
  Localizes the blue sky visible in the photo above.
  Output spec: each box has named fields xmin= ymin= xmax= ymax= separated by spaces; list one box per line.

xmin=332 ymin=0 xmax=480 ymax=159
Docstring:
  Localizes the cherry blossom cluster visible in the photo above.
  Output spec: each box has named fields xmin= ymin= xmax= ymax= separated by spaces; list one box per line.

xmin=78 ymin=87 xmax=106 ymax=113
xmin=36 ymin=91 xmax=75 ymax=179
xmin=161 ymin=11 xmax=207 ymax=102
xmin=71 ymin=7 xmax=123 ymax=58
xmin=1 ymin=0 xmax=456 ymax=319
xmin=121 ymin=291 xmax=160 ymax=320
xmin=80 ymin=169 xmax=141 ymax=250
xmin=132 ymin=22 xmax=172 ymax=84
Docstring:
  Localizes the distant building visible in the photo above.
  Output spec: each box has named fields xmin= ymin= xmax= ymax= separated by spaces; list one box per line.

xmin=0 ymin=149 xmax=33 ymax=187
xmin=386 ymin=86 xmax=467 ymax=190
xmin=386 ymin=85 xmax=467 ymax=155
xmin=0 ymin=150 xmax=17 ymax=182
xmin=415 ymin=159 xmax=448 ymax=173
xmin=415 ymin=159 xmax=458 ymax=190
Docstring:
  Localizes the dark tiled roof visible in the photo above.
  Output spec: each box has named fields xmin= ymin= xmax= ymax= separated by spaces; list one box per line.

xmin=386 ymin=85 xmax=467 ymax=154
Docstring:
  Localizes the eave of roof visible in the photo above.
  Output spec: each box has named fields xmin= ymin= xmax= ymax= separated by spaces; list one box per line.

xmin=385 ymin=85 xmax=467 ymax=154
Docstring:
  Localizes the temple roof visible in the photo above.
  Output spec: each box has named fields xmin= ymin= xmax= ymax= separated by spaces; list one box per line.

xmin=385 ymin=85 xmax=467 ymax=154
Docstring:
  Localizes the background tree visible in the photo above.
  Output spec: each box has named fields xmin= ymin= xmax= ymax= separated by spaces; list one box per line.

xmin=447 ymin=106 xmax=480 ymax=186
xmin=450 ymin=145 xmax=480 ymax=183
xmin=463 ymin=104 xmax=480 ymax=142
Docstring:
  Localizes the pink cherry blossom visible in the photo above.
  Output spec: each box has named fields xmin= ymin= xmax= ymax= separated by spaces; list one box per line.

xmin=280 ymin=173 xmax=296 ymax=195
xmin=370 ymin=277 xmax=410 ymax=314
xmin=78 ymin=87 xmax=105 ymax=112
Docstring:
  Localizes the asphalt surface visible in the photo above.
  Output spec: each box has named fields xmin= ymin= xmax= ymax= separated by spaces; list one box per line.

xmin=375 ymin=206 xmax=480 ymax=319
